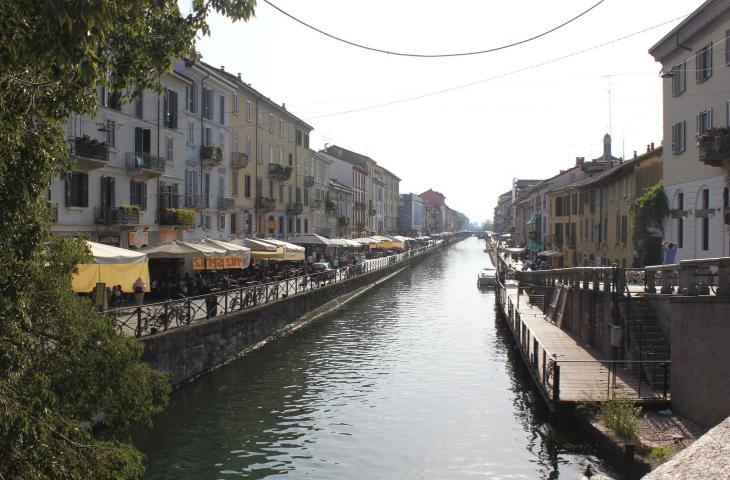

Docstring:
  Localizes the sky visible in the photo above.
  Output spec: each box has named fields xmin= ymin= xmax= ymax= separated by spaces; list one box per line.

xmin=195 ymin=0 xmax=704 ymax=224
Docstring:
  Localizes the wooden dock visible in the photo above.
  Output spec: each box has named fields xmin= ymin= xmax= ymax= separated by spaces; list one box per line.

xmin=497 ymin=282 xmax=669 ymax=411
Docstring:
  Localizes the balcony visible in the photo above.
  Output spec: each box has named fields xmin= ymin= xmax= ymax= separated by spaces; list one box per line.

xmin=183 ymin=194 xmax=208 ymax=210
xmin=338 ymin=216 xmax=350 ymax=227
xmin=94 ymin=206 xmax=140 ymax=227
xmin=126 ymin=152 xmax=165 ymax=179
xmin=304 ymin=175 xmax=315 ymax=187
xmin=325 ymin=200 xmax=338 ymax=214
xmin=287 ymin=202 xmax=303 ymax=215
xmin=200 ymin=145 xmax=223 ymax=167
xmin=257 ymin=196 xmax=276 ymax=211
xmin=217 ymin=197 xmax=235 ymax=210
xmin=354 ymin=201 xmax=366 ymax=211
xmin=368 ymin=208 xmax=377 ymax=216
xmin=697 ymin=128 xmax=730 ymax=168
xmin=268 ymin=163 xmax=292 ymax=181
xmin=310 ymin=199 xmax=323 ymax=209
xmin=70 ymin=136 xmax=108 ymax=170
xmin=230 ymin=151 xmax=249 ymax=169
xmin=158 ymin=208 xmax=196 ymax=226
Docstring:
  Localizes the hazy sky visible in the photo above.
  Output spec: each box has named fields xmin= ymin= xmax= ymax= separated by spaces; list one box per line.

xmin=196 ymin=0 xmax=702 ymax=223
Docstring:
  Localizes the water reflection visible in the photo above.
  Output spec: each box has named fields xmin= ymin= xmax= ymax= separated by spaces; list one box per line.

xmin=135 ymin=237 xmax=612 ymax=479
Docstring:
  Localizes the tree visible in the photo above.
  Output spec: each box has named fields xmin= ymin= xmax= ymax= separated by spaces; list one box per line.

xmin=630 ymin=181 xmax=669 ymax=267
xmin=0 ymin=1 xmax=255 ymax=478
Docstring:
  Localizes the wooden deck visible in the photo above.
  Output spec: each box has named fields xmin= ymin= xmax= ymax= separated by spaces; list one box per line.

xmin=499 ymin=284 xmax=669 ymax=410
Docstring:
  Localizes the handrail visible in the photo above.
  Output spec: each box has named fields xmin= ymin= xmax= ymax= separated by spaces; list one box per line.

xmin=110 ymin=241 xmax=441 ymax=338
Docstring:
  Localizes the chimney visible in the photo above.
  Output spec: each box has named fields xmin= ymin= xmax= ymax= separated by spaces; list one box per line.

xmin=651 ymin=141 xmax=654 ymax=150
xmin=220 ymin=65 xmax=225 ymax=71
xmin=575 ymin=156 xmax=585 ymax=167
xmin=282 ymin=103 xmax=286 ymax=110
xmin=603 ymin=133 xmax=612 ymax=160
xmin=237 ymin=72 xmax=241 ymax=80
xmin=633 ymin=150 xmax=637 ymax=159
xmin=647 ymin=144 xmax=651 ymax=153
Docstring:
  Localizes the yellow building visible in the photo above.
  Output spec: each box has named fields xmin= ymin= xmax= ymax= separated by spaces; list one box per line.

xmin=547 ymin=146 xmax=663 ymax=267
xmin=222 ymin=70 xmax=314 ymax=238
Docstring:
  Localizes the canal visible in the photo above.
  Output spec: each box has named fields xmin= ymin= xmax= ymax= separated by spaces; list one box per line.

xmin=135 ymin=237 xmax=614 ymax=479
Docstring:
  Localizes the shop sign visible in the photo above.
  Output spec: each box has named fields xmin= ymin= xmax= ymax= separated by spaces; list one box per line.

xmin=193 ymin=255 xmax=244 ymax=270
xmin=128 ymin=229 xmax=149 ymax=248
xmin=98 ymin=235 xmax=121 ymax=246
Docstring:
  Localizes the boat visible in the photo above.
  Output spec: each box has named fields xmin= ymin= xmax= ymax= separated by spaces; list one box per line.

xmin=477 ymin=266 xmax=497 ymax=288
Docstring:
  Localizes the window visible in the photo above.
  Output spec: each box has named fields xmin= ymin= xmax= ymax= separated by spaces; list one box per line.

xmin=296 ymin=129 xmax=302 ymax=146
xmin=218 ymin=175 xmax=225 ymax=200
xmin=671 ymin=63 xmax=686 ymax=97
xmin=304 ymin=133 xmax=309 ymax=149
xmin=203 ymin=173 xmax=210 ymax=208
xmin=245 ymin=174 xmax=251 ymax=198
xmin=134 ymin=127 xmax=151 ymax=154
xmin=258 ymin=110 xmax=264 ymax=128
xmin=269 ymin=113 xmax=274 ymax=133
xmin=279 ymin=145 xmax=284 ymax=163
xmin=129 ymin=180 xmax=147 ymax=210
xmin=257 ymin=139 xmax=263 ymax=164
xmin=246 ymin=100 xmax=252 ymax=121
xmin=696 ymin=43 xmax=713 ymax=83
xmin=204 ymin=127 xmax=212 ymax=146
xmin=724 ymin=187 xmax=730 ymax=225
xmin=186 ymin=82 xmax=197 ymax=113
xmin=671 ymin=121 xmax=686 ymax=154
xmin=64 ymin=172 xmax=88 ymax=207
xmin=134 ymin=89 xmax=143 ymax=119
xmin=218 ymin=214 xmax=226 ymax=230
xmin=245 ymin=136 xmax=252 ymax=158
xmin=257 ymin=177 xmax=263 ymax=198
xmin=279 ymin=119 xmax=284 ymax=138
xmin=219 ymin=132 xmax=225 ymax=150
xmin=697 ymin=109 xmax=713 ymax=134
xmin=101 ymin=88 xmax=122 ymax=110
xmin=233 ymin=93 xmax=238 ymax=114
xmin=702 ymin=189 xmax=710 ymax=251
xmin=165 ymin=137 xmax=173 ymax=163
xmin=726 ymin=30 xmax=730 ymax=65
xmin=288 ymin=153 xmax=293 ymax=167
xmin=677 ymin=192 xmax=684 ymax=248
xmin=304 ymin=218 xmax=308 ymax=233
xmin=164 ymin=89 xmax=178 ymax=129
xmin=105 ymin=119 xmax=116 ymax=149
xmin=232 ymin=129 xmax=239 ymax=153
xmin=219 ymin=95 xmax=225 ymax=124
xmin=279 ymin=184 xmax=284 ymax=201
xmin=269 ymin=144 xmax=274 ymax=164
xmin=288 ymin=124 xmax=294 ymax=142
xmin=204 ymin=215 xmax=211 ymax=230
xmin=621 ymin=215 xmax=628 ymax=245
xmin=268 ymin=179 xmax=274 ymax=198
xmin=202 ymin=88 xmax=213 ymax=120
xmin=232 ymin=171 xmax=239 ymax=196
xmin=187 ymin=121 xmax=195 ymax=146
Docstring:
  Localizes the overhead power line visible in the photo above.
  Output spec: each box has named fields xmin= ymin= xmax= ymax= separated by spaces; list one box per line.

xmin=305 ymin=14 xmax=688 ymax=120
xmin=262 ymin=0 xmax=607 ymax=58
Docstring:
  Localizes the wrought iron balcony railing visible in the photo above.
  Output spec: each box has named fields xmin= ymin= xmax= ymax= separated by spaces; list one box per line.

xmin=697 ymin=128 xmax=730 ymax=168
xmin=230 ymin=151 xmax=249 ymax=169
xmin=70 ymin=136 xmax=108 ymax=169
xmin=287 ymin=202 xmax=303 ymax=214
xmin=217 ymin=197 xmax=235 ymax=210
xmin=268 ymin=163 xmax=292 ymax=181
xmin=126 ymin=152 xmax=165 ymax=178
xmin=94 ymin=206 xmax=140 ymax=226
xmin=304 ymin=175 xmax=315 ymax=187
xmin=201 ymin=145 xmax=223 ymax=166
xmin=257 ymin=196 xmax=276 ymax=211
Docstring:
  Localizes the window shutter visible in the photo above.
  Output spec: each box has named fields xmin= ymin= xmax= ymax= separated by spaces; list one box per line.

xmin=671 ymin=124 xmax=676 ymax=153
xmin=682 ymin=120 xmax=686 ymax=151
xmin=109 ymin=176 xmax=115 ymax=206
xmin=696 ymin=114 xmax=701 ymax=134
xmin=142 ymin=182 xmax=148 ymax=211
xmin=81 ymin=173 xmax=88 ymax=207
xmin=143 ymin=129 xmax=151 ymax=153
xmin=64 ymin=175 xmax=71 ymax=207
xmin=135 ymin=127 xmax=143 ymax=153
xmin=710 ymin=108 xmax=714 ymax=129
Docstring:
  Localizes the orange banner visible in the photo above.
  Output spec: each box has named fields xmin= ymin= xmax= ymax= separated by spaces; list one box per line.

xmin=193 ymin=256 xmax=244 ymax=270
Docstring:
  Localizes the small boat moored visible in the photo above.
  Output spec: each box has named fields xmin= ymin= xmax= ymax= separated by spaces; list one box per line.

xmin=477 ymin=267 xmax=497 ymax=288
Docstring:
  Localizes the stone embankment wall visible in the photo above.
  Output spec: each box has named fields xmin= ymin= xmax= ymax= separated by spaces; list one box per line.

xmin=140 ymin=250 xmax=437 ymax=387
xmin=644 ymin=295 xmax=730 ymax=428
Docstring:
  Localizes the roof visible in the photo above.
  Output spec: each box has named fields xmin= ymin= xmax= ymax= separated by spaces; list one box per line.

xmin=203 ymin=60 xmax=314 ymax=130
xmin=649 ymin=0 xmax=730 ymax=63
xmin=557 ymin=146 xmax=663 ymax=191
xmin=328 ymin=179 xmax=354 ymax=193
xmin=322 ymin=145 xmax=373 ymax=170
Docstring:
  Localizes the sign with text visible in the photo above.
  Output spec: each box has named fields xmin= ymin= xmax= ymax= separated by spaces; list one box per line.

xmin=193 ymin=255 xmax=244 ymax=270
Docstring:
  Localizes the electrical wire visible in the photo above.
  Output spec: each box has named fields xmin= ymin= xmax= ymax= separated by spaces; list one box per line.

xmin=305 ymin=14 xmax=689 ymax=120
xmin=262 ymin=0 xmax=607 ymax=58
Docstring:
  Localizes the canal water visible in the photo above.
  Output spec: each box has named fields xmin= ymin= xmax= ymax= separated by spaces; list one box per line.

xmin=135 ymin=237 xmax=614 ymax=479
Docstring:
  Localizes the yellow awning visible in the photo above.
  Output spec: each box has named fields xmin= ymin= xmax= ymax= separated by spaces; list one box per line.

xmin=72 ymin=262 xmax=150 ymax=293
xmin=251 ymin=247 xmax=305 ymax=262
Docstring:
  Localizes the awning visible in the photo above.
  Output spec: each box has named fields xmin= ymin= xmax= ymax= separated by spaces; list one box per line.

xmin=500 ymin=247 xmax=526 ymax=254
xmin=140 ymin=241 xmax=227 ymax=258
xmin=288 ymin=233 xmax=334 ymax=246
xmin=73 ymin=241 xmax=149 ymax=292
xmin=86 ymin=241 xmax=147 ymax=263
xmin=537 ymin=250 xmax=564 ymax=258
xmin=526 ymin=214 xmax=539 ymax=225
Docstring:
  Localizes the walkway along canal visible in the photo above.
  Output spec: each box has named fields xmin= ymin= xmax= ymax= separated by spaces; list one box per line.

xmin=134 ymin=237 xmax=616 ymax=479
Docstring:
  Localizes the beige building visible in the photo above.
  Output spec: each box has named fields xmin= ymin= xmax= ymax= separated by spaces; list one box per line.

xmin=220 ymin=67 xmax=314 ymax=239
xmin=650 ymin=1 xmax=730 ymax=260
xmin=308 ymin=152 xmax=334 ymax=236
xmin=382 ymin=167 xmax=400 ymax=234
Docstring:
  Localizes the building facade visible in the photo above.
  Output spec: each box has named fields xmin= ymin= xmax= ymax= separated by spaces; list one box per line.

xmin=650 ymin=2 xmax=730 ymax=260
xmin=398 ymin=193 xmax=424 ymax=236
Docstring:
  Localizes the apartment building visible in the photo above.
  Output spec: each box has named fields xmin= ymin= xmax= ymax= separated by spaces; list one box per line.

xmin=321 ymin=145 xmax=374 ymax=237
xmin=54 ymin=61 xmax=235 ymax=249
xmin=420 ymin=189 xmax=446 ymax=234
xmin=372 ymin=165 xmax=385 ymax=234
xmin=399 ymin=193 xmax=424 ymax=237
xmin=328 ymin=179 xmax=355 ymax=238
xmin=383 ymin=167 xmax=401 ymax=234
xmin=308 ymin=152 xmax=334 ymax=236
xmin=650 ymin=0 xmax=730 ymax=260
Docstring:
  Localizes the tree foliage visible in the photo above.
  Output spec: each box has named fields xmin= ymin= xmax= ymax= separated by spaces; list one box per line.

xmin=630 ymin=180 xmax=669 ymax=266
xmin=0 ymin=1 xmax=255 ymax=478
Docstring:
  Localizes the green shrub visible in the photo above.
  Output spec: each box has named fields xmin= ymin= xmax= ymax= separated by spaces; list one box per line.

xmin=598 ymin=399 xmax=641 ymax=440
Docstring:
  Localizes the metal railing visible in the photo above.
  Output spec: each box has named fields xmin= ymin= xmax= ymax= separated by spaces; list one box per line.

xmin=94 ymin=206 xmax=140 ymax=226
xmin=71 ymin=137 xmax=108 ymax=162
xmin=125 ymin=152 xmax=165 ymax=173
xmin=110 ymin=241 xmax=440 ymax=338
xmin=503 ymin=293 xmax=669 ymax=403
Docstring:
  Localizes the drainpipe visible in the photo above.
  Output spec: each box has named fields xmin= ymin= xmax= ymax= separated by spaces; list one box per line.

xmin=254 ymin=93 xmax=263 ymax=235
xmin=199 ymin=66 xmax=210 ymax=229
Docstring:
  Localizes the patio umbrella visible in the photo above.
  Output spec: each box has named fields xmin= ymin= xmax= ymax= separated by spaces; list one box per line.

xmin=85 ymin=240 xmax=147 ymax=263
xmin=139 ymin=240 xmax=226 ymax=259
xmin=72 ymin=241 xmax=150 ymax=293
xmin=354 ymin=237 xmax=381 ymax=245
xmin=254 ymin=238 xmax=305 ymax=261
xmin=537 ymin=250 xmax=564 ymax=258
xmin=196 ymin=238 xmax=252 ymax=268
xmin=229 ymin=237 xmax=277 ymax=251
xmin=288 ymin=233 xmax=333 ymax=246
